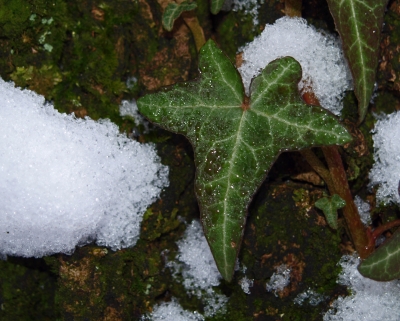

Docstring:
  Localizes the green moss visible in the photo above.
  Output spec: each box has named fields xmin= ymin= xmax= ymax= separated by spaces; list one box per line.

xmin=292 ymin=188 xmax=309 ymax=203
xmin=384 ymin=10 xmax=400 ymax=44
xmin=216 ymin=12 xmax=257 ymax=62
xmin=0 ymin=0 xmax=67 ymax=65
xmin=141 ymin=208 xmax=181 ymax=242
xmin=0 ymin=1 xmax=31 ymax=38
xmin=0 ymin=0 xmax=165 ymax=129
xmin=0 ymin=258 xmax=59 ymax=320
xmin=373 ymin=91 xmax=400 ymax=116
xmin=227 ymin=178 xmax=344 ymax=320
xmin=214 ymin=1 xmax=283 ymax=62
xmin=341 ymin=90 xmax=359 ymax=123
xmin=10 ymin=64 xmax=63 ymax=98
xmin=214 ymin=291 xmax=250 ymax=321
xmin=53 ymin=244 xmax=156 ymax=319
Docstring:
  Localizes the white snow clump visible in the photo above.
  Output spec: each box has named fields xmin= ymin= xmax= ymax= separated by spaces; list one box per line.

xmin=294 ymin=288 xmax=326 ymax=306
xmin=0 ymin=78 xmax=168 ymax=258
xmin=239 ymin=275 xmax=254 ymax=294
xmin=167 ymin=220 xmax=228 ymax=317
xmin=266 ymin=264 xmax=291 ymax=296
xmin=323 ymin=254 xmax=400 ymax=321
xmin=222 ymin=0 xmax=261 ymax=26
xmin=369 ymin=111 xmax=400 ymax=205
xmin=119 ymin=99 xmax=150 ymax=133
xmin=142 ymin=298 xmax=204 ymax=321
xmin=354 ymin=195 xmax=371 ymax=226
xmin=238 ymin=17 xmax=353 ymax=115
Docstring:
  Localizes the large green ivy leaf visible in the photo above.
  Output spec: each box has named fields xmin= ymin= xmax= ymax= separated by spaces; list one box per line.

xmin=210 ymin=0 xmax=224 ymax=14
xmin=358 ymin=229 xmax=400 ymax=281
xmin=162 ymin=1 xmax=197 ymax=32
xmin=137 ymin=40 xmax=351 ymax=281
xmin=326 ymin=0 xmax=388 ymax=124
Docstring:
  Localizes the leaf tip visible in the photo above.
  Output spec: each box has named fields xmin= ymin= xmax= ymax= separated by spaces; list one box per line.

xmin=219 ymin=265 xmax=235 ymax=282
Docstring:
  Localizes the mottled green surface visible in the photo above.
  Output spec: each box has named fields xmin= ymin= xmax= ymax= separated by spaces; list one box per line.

xmin=138 ymin=40 xmax=351 ymax=281
xmin=326 ymin=0 xmax=388 ymax=123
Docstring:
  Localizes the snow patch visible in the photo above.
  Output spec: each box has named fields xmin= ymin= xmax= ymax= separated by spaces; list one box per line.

xmin=119 ymin=99 xmax=150 ymax=133
xmin=323 ymin=254 xmax=400 ymax=321
xmin=239 ymin=275 xmax=254 ymax=294
xmin=142 ymin=298 xmax=204 ymax=321
xmin=294 ymin=288 xmax=326 ymax=306
xmin=266 ymin=264 xmax=291 ymax=296
xmin=167 ymin=220 xmax=228 ymax=317
xmin=238 ymin=17 xmax=353 ymax=115
xmin=369 ymin=111 xmax=400 ymax=205
xmin=0 ymin=79 xmax=168 ymax=258
xmin=354 ymin=196 xmax=371 ymax=226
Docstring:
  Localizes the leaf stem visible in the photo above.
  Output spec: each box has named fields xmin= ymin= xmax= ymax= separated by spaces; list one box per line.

xmin=182 ymin=12 xmax=206 ymax=51
xmin=371 ymin=219 xmax=400 ymax=242
xmin=321 ymin=145 xmax=373 ymax=258
xmin=301 ymin=90 xmax=373 ymax=258
xmin=299 ymin=149 xmax=334 ymax=191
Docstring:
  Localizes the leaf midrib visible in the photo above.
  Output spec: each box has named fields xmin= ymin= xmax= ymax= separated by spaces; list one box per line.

xmin=166 ymin=5 xmax=180 ymax=24
xmin=166 ymin=104 xmax=240 ymax=109
xmin=364 ymin=246 xmax=400 ymax=269
xmin=346 ymin=0 xmax=369 ymax=102
xmin=219 ymin=109 xmax=247 ymax=276
xmin=251 ymin=108 xmax=343 ymax=140
xmin=250 ymin=63 xmax=292 ymax=107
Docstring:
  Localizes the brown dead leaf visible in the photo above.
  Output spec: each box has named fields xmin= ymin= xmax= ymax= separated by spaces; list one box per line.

xmin=92 ymin=7 xmax=105 ymax=21
xmin=292 ymin=171 xmax=324 ymax=186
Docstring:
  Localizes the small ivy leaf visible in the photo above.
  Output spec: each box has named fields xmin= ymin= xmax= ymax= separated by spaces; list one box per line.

xmin=137 ymin=40 xmax=352 ymax=281
xmin=210 ymin=0 xmax=224 ymax=14
xmin=326 ymin=0 xmax=388 ymax=124
xmin=358 ymin=229 xmax=400 ymax=281
xmin=315 ymin=194 xmax=346 ymax=229
xmin=162 ymin=1 xmax=197 ymax=31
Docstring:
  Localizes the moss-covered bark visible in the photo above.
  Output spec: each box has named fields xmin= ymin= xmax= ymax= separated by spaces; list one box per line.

xmin=1 ymin=0 xmax=400 ymax=320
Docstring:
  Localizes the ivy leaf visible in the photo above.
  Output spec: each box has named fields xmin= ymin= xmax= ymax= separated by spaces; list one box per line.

xmin=358 ymin=229 xmax=400 ymax=281
xmin=210 ymin=0 xmax=224 ymax=14
xmin=162 ymin=1 xmax=197 ymax=31
xmin=315 ymin=194 xmax=346 ymax=229
xmin=137 ymin=40 xmax=351 ymax=281
xmin=326 ymin=0 xmax=388 ymax=124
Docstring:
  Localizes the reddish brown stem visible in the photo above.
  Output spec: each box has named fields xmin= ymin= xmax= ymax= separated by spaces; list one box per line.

xmin=321 ymin=146 xmax=373 ymax=258
xmin=371 ymin=219 xmax=400 ymax=241
xmin=302 ymin=90 xmax=373 ymax=258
